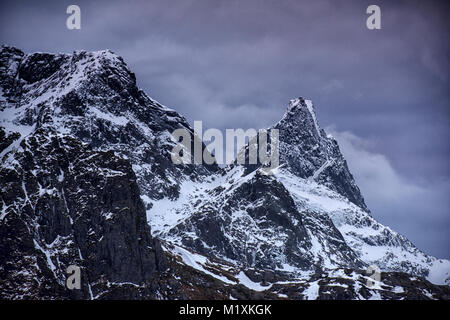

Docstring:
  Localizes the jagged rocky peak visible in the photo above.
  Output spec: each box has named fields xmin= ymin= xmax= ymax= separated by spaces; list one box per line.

xmin=273 ymin=97 xmax=368 ymax=211
xmin=0 ymin=45 xmax=186 ymax=129
xmin=0 ymin=45 xmax=218 ymax=202
xmin=1 ymin=46 xmax=144 ymax=116
xmin=284 ymin=97 xmax=322 ymax=137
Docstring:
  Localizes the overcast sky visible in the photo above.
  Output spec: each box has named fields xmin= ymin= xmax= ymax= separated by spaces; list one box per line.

xmin=1 ymin=0 xmax=449 ymax=258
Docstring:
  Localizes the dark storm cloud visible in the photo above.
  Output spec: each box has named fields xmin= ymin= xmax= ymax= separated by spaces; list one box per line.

xmin=1 ymin=0 xmax=449 ymax=257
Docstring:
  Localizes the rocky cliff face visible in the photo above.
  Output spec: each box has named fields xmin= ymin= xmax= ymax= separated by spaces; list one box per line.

xmin=0 ymin=128 xmax=169 ymax=299
xmin=1 ymin=45 xmax=449 ymax=300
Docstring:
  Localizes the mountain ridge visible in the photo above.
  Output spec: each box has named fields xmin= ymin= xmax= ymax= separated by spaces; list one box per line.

xmin=1 ymin=45 xmax=449 ymax=299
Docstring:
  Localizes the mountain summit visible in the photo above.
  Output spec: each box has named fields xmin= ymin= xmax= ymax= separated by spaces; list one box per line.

xmin=274 ymin=97 xmax=368 ymax=211
xmin=1 ymin=46 xmax=449 ymax=299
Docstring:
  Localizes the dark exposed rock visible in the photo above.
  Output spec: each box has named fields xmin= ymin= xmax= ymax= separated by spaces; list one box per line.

xmin=0 ymin=129 xmax=168 ymax=299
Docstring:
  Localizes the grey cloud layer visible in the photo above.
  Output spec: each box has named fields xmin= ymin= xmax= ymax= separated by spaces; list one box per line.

xmin=1 ymin=0 xmax=448 ymax=257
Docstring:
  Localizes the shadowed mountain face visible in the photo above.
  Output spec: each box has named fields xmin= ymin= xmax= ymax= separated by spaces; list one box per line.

xmin=0 ymin=46 xmax=449 ymax=300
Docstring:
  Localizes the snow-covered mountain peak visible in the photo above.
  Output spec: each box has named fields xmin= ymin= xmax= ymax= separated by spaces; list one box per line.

xmin=283 ymin=97 xmax=321 ymax=137
xmin=0 ymin=46 xmax=217 ymax=202
xmin=271 ymin=98 xmax=368 ymax=211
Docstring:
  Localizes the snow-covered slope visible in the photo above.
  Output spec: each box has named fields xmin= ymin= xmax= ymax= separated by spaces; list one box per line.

xmin=277 ymin=169 xmax=450 ymax=285
xmin=149 ymin=164 xmax=450 ymax=285
xmin=164 ymin=241 xmax=449 ymax=300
